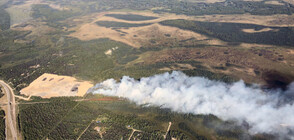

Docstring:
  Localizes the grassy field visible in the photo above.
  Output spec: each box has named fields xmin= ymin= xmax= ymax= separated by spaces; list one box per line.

xmin=0 ymin=8 xmax=10 ymax=31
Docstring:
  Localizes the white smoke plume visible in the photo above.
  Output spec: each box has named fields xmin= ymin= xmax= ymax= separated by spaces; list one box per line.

xmin=90 ymin=71 xmax=294 ymax=137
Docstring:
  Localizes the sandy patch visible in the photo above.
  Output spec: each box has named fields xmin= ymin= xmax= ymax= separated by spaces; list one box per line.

xmin=288 ymin=49 xmax=294 ymax=54
xmin=48 ymin=3 xmax=69 ymax=11
xmin=283 ymin=0 xmax=294 ymax=5
xmin=69 ymin=22 xmax=141 ymax=47
xmin=265 ymin=1 xmax=284 ymax=5
xmin=242 ymin=28 xmax=277 ymax=33
xmin=182 ymin=0 xmax=226 ymax=3
xmin=159 ymin=63 xmax=195 ymax=71
xmin=243 ymin=0 xmax=263 ymax=1
xmin=239 ymin=43 xmax=275 ymax=48
xmin=176 ymin=63 xmax=195 ymax=69
xmin=20 ymin=73 xmax=93 ymax=98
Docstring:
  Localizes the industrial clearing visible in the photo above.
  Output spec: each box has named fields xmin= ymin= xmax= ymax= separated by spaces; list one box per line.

xmin=20 ymin=73 xmax=93 ymax=98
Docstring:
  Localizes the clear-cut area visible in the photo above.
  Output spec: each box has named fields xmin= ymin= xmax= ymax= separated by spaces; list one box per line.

xmin=20 ymin=73 xmax=93 ymax=98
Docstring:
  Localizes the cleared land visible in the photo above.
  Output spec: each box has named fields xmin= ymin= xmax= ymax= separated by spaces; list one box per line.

xmin=242 ymin=28 xmax=277 ymax=33
xmin=20 ymin=73 xmax=93 ymax=98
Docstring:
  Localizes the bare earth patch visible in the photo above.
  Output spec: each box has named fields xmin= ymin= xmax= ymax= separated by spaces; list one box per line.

xmin=67 ymin=11 xmax=294 ymax=48
xmin=243 ymin=0 xmax=263 ymax=1
xmin=242 ymin=28 xmax=277 ymax=33
xmin=20 ymin=73 xmax=93 ymax=98
xmin=68 ymin=11 xmax=222 ymax=48
xmin=283 ymin=0 xmax=294 ymax=5
xmin=264 ymin=1 xmax=284 ymax=5
xmin=183 ymin=0 xmax=226 ymax=3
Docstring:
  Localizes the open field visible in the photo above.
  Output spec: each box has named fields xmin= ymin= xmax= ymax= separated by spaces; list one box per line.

xmin=68 ymin=11 xmax=203 ymax=48
xmin=283 ymin=0 xmax=294 ymax=5
xmin=20 ymin=73 xmax=93 ymax=98
xmin=130 ymin=47 xmax=294 ymax=86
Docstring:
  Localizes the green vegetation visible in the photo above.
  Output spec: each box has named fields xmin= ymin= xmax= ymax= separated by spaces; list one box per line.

xmin=0 ymin=87 xmax=3 ymax=98
xmin=18 ymin=95 xmax=260 ymax=140
xmin=0 ymin=29 xmax=239 ymax=92
xmin=0 ymin=8 xmax=10 ymax=31
xmin=160 ymin=19 xmax=294 ymax=46
xmin=154 ymin=0 xmax=294 ymax=16
xmin=66 ymin=0 xmax=294 ymax=16
xmin=1 ymin=0 xmax=294 ymax=140
xmin=32 ymin=4 xmax=78 ymax=23
xmin=183 ymin=69 xmax=237 ymax=83
xmin=19 ymin=98 xmax=78 ymax=139
xmin=96 ymin=21 xmax=152 ymax=28
xmin=105 ymin=14 xmax=158 ymax=21
xmin=59 ymin=0 xmax=294 ymax=16
xmin=0 ymin=110 xmax=5 ymax=140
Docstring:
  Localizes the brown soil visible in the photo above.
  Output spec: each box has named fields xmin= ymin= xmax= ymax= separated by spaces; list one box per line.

xmin=67 ymin=11 xmax=221 ymax=48
xmin=264 ymin=1 xmax=284 ymax=5
xmin=20 ymin=73 xmax=93 ymax=98
xmin=242 ymin=28 xmax=277 ymax=33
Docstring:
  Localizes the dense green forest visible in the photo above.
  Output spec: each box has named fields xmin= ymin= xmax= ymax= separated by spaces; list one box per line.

xmin=0 ymin=110 xmax=5 ymax=140
xmin=0 ymin=88 xmax=3 ymax=98
xmin=105 ymin=14 xmax=158 ymax=21
xmin=19 ymin=98 xmax=78 ymax=139
xmin=96 ymin=21 xmax=152 ymax=28
xmin=18 ymin=95 xmax=267 ymax=140
xmin=32 ymin=4 xmax=78 ymax=23
xmin=97 ymin=0 xmax=294 ymax=15
xmin=160 ymin=19 xmax=294 ymax=46
xmin=0 ymin=8 xmax=10 ymax=31
xmin=31 ymin=0 xmax=294 ymax=17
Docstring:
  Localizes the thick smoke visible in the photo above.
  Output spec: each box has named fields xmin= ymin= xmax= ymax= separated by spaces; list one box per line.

xmin=90 ymin=71 xmax=294 ymax=137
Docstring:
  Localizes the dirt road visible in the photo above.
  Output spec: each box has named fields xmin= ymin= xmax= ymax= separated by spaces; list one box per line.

xmin=127 ymin=126 xmax=142 ymax=140
xmin=164 ymin=122 xmax=172 ymax=139
xmin=0 ymin=80 xmax=17 ymax=140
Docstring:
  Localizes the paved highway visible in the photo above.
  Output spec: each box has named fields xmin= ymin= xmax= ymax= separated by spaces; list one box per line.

xmin=0 ymin=80 xmax=17 ymax=140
